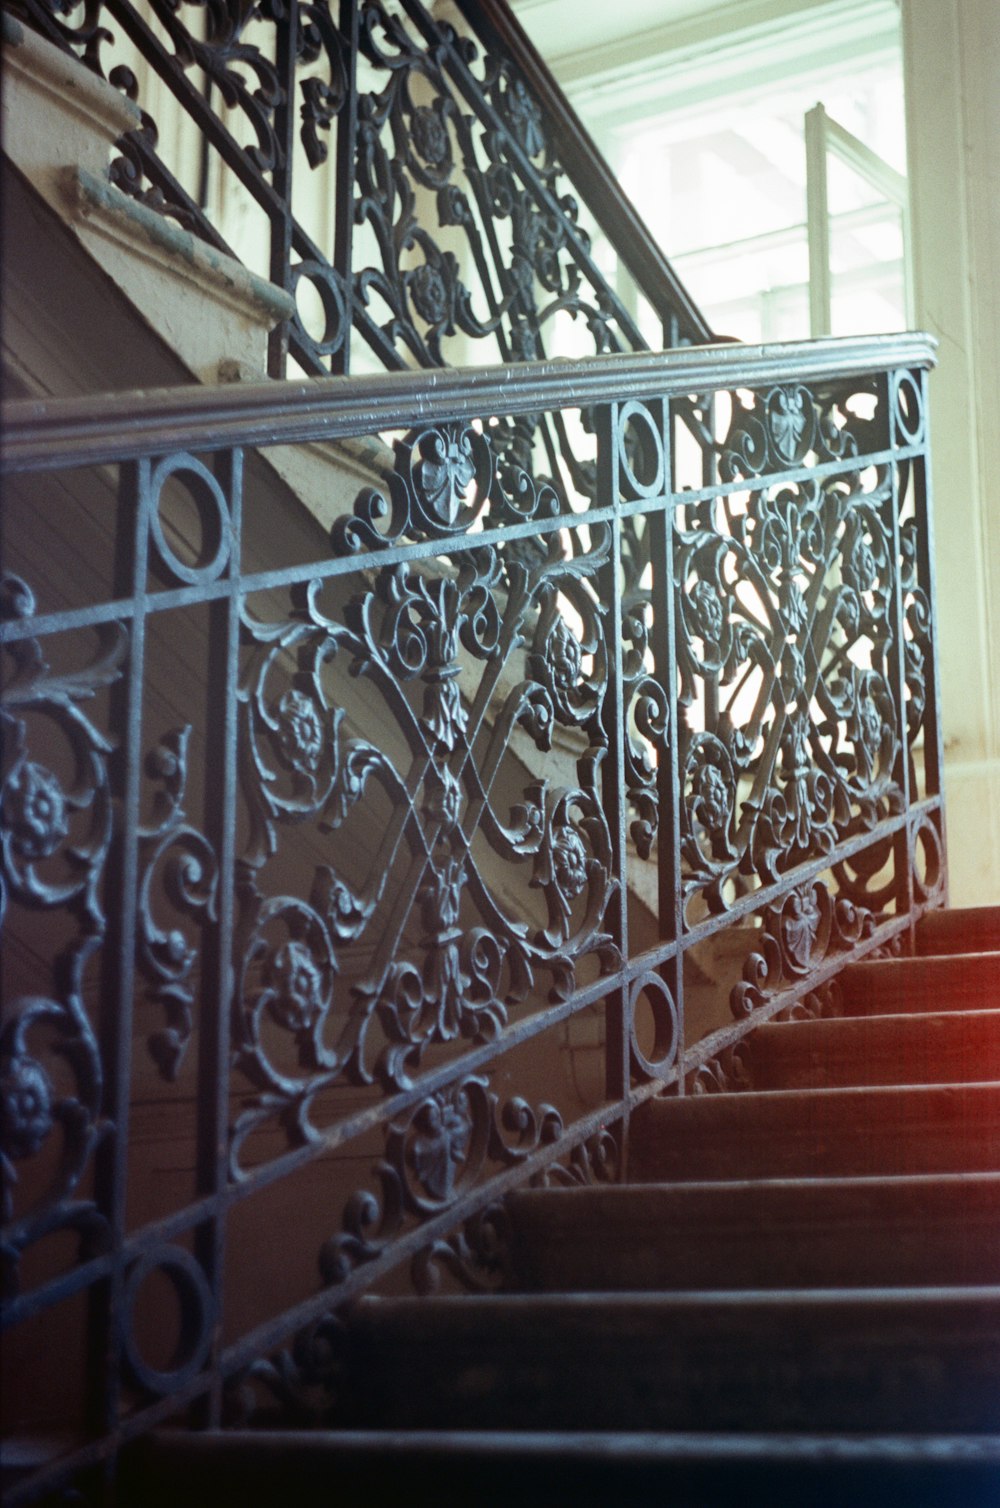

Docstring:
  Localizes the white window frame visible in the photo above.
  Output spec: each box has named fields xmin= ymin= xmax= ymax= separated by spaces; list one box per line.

xmin=805 ymin=101 xmax=912 ymax=336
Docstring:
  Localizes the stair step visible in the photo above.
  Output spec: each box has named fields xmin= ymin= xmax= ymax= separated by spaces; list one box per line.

xmin=839 ymin=953 xmax=999 ymax=1016
xmin=507 ymin=1173 xmax=1000 ymax=1291
xmin=918 ymin=906 xmax=1000 ymax=957
xmin=343 ymin=1288 xmax=1000 ymax=1433
xmin=630 ymin=1082 xmax=1000 ymax=1181
xmin=122 ymin=1430 xmax=1000 ymax=1508
xmin=748 ymin=1010 xmax=1000 ymax=1089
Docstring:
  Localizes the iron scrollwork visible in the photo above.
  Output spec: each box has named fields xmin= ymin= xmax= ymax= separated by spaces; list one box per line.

xmin=232 ymin=422 xmax=618 ymax=1161
xmin=677 ymin=380 xmax=904 ymax=917
xmin=730 ymin=879 xmax=876 ymax=1019
xmin=0 ymin=0 xmax=947 ymax=1495
xmin=318 ymin=1078 xmax=559 ymax=1287
xmin=0 ymin=353 xmax=943 ymax=1502
xmin=12 ymin=0 xmax=661 ymax=397
xmin=0 ymin=578 xmax=122 ymax=1293
xmin=530 ymin=1124 xmax=622 ymax=1188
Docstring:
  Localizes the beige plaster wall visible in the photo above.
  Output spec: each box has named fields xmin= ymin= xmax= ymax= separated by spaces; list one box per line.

xmin=902 ymin=0 xmax=1000 ymax=905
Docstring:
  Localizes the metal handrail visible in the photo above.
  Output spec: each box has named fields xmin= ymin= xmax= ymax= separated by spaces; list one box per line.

xmin=1 ymin=332 xmax=937 ymax=473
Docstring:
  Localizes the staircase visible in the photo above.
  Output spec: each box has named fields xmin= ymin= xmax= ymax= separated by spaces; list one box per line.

xmin=1 ymin=4 xmax=991 ymax=1506
xmin=118 ymin=905 xmax=1000 ymax=1504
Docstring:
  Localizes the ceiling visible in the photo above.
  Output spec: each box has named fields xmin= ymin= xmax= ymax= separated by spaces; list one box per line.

xmin=510 ymin=0 xmax=874 ymax=80
xmin=511 ymin=0 xmax=714 ymax=57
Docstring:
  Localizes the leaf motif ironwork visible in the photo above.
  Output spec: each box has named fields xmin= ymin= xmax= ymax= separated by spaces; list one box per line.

xmin=137 ymin=727 xmax=219 ymax=1081
xmin=730 ymin=878 xmax=877 ymax=1019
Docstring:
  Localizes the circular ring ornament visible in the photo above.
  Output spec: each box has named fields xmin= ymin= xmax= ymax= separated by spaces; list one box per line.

xmin=894 ymin=372 xmax=924 ymax=445
xmin=628 ymin=970 xmax=679 ymax=1079
xmin=122 ymin=1244 xmax=213 ymax=1397
xmin=912 ymin=814 xmax=944 ymax=903
xmin=148 ymin=453 xmax=232 ymax=585
xmin=617 ymin=402 xmax=665 ymax=499
xmin=291 ymin=261 xmax=348 ymax=356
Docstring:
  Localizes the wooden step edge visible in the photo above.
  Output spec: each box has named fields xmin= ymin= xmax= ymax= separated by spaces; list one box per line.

xmin=121 ymin=1430 xmax=1000 ymax=1508
xmin=505 ymin=1174 xmax=1000 ymax=1288
xmin=355 ymin=1283 xmax=1000 ymax=1314
xmin=636 ymin=1079 xmax=1000 ymax=1103
xmin=756 ymin=1007 xmax=1000 ymax=1036
xmin=130 ymin=1427 xmax=1000 ymax=1463
xmin=636 ymin=1078 xmax=1000 ymax=1114
xmin=508 ymin=1167 xmax=1000 ymax=1205
xmin=746 ymin=1009 xmax=1000 ymax=1086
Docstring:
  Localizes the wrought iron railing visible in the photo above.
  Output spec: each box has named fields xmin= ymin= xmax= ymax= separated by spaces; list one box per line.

xmin=8 ymin=0 xmax=710 ymax=384
xmin=1 ymin=332 xmax=941 ymax=1500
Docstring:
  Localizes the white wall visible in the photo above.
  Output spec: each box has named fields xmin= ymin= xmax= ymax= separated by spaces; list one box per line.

xmin=901 ymin=0 xmax=1000 ymax=906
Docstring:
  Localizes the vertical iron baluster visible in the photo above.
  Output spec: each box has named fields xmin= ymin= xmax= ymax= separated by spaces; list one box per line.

xmin=596 ymin=401 xmax=629 ymax=1127
xmin=658 ymin=395 xmax=685 ymax=1087
xmin=331 ymin=0 xmax=359 ymax=376
xmin=901 ymin=367 xmax=947 ymax=909
xmin=269 ymin=1 xmax=298 ymax=378
xmin=196 ymin=446 xmax=242 ymax=1425
xmin=94 ymin=457 xmax=149 ymax=1475
xmin=884 ymin=370 xmax=917 ymax=940
xmin=911 ymin=372 xmax=946 ymax=804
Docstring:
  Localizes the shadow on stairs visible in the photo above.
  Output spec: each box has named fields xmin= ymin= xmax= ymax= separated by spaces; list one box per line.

xmin=124 ymin=906 xmax=1000 ymax=1507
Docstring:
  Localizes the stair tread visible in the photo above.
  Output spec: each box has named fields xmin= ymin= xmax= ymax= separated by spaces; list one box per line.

xmin=635 ymin=1079 xmax=1000 ymax=1109
xmin=758 ymin=1006 xmax=1000 ymax=1032
xmin=140 ymin=1426 xmax=1000 ymax=1454
xmin=510 ymin=1169 xmax=1000 ymax=1215
xmin=359 ymin=1284 xmax=1000 ymax=1309
xmin=511 ymin=1167 xmax=1000 ymax=1204
xmin=638 ymin=1079 xmax=1000 ymax=1111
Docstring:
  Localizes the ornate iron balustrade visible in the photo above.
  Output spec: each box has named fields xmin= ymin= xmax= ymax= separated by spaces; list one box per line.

xmin=8 ymin=0 xmax=710 ymax=384
xmin=1 ymin=333 xmax=941 ymax=1501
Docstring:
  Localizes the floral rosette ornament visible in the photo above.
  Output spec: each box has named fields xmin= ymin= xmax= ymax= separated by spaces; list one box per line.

xmin=686 ymin=735 xmax=736 ymax=852
xmin=238 ymin=898 xmax=338 ymax=1085
xmin=2 ymin=761 xmax=69 ymax=863
xmin=0 ymin=1051 xmax=54 ymax=1164
xmin=530 ymin=785 xmax=610 ymax=953
xmin=527 ymin=589 xmax=606 ymax=736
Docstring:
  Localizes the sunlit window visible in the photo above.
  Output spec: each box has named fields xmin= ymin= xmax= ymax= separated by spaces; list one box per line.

xmin=593 ymin=49 xmax=908 ymax=344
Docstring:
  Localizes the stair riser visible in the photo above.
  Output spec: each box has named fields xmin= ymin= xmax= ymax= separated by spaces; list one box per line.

xmin=630 ymin=1086 xmax=1000 ymax=1182
xmin=839 ymin=955 xmax=999 ymax=1016
xmin=917 ymin=907 xmax=1000 ymax=956
xmin=346 ymin=1299 xmax=1000 ymax=1433
xmin=750 ymin=1012 xmax=1000 ymax=1090
xmin=510 ymin=1185 xmax=1000 ymax=1291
